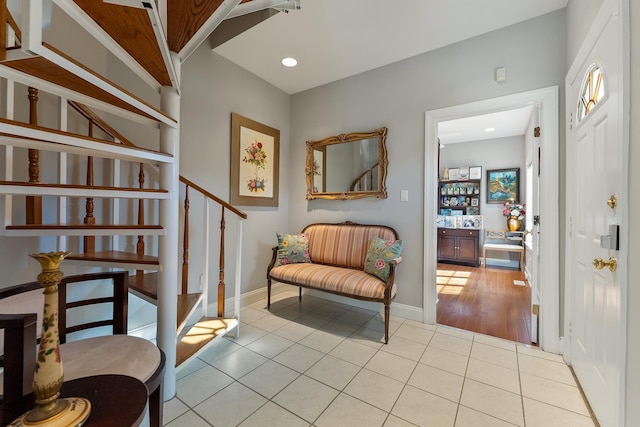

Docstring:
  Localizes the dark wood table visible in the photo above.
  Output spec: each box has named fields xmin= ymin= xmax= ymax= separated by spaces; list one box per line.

xmin=1 ymin=374 xmax=148 ymax=427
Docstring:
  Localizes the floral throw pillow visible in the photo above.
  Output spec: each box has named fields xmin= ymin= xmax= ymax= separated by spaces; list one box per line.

xmin=275 ymin=232 xmax=311 ymax=266
xmin=364 ymin=236 xmax=403 ymax=281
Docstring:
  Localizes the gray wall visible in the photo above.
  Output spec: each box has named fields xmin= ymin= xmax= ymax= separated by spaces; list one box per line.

xmin=180 ymin=43 xmax=291 ymax=303
xmin=288 ymin=10 xmax=567 ymax=308
xmin=440 ymin=136 xmax=526 ymax=231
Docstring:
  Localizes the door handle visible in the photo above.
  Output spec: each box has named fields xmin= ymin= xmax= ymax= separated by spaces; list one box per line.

xmin=592 ymin=257 xmax=617 ymax=272
xmin=523 ymin=229 xmax=531 ymax=237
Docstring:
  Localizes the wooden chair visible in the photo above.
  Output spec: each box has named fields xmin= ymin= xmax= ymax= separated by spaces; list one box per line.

xmin=0 ymin=271 xmax=165 ymax=427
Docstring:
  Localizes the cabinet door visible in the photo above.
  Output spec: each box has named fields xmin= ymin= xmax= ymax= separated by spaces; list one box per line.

xmin=437 ymin=234 xmax=457 ymax=260
xmin=457 ymin=236 xmax=478 ymax=263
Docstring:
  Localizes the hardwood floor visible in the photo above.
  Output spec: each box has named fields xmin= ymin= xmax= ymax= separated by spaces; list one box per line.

xmin=436 ymin=262 xmax=532 ymax=345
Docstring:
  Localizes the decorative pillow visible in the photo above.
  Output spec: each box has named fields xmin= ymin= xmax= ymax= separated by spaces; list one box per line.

xmin=364 ymin=236 xmax=403 ymax=281
xmin=275 ymin=232 xmax=311 ymax=266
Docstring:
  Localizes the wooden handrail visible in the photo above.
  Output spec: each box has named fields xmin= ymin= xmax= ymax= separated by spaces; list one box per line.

xmin=349 ymin=162 xmax=379 ymax=191
xmin=68 ymin=101 xmax=136 ymax=147
xmin=1 ymin=1 xmax=22 ymax=61
xmin=179 ymin=176 xmax=247 ymax=219
xmin=68 ymin=102 xmax=246 ymax=219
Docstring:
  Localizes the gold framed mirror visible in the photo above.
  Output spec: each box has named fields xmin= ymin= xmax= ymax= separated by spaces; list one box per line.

xmin=305 ymin=127 xmax=388 ymax=200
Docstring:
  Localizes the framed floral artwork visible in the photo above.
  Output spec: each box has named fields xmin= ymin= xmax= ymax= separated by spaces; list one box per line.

xmin=230 ymin=113 xmax=280 ymax=206
xmin=486 ymin=168 xmax=519 ymax=204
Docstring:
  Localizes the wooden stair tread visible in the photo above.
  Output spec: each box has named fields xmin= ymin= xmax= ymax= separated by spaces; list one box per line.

xmin=7 ymin=224 xmax=162 ymax=230
xmin=177 ymin=293 xmax=203 ymax=333
xmin=128 ymin=275 xmax=202 ymax=333
xmin=0 ymin=180 xmax=168 ymax=193
xmin=67 ymin=250 xmax=159 ymax=265
xmin=176 ymin=317 xmax=238 ymax=367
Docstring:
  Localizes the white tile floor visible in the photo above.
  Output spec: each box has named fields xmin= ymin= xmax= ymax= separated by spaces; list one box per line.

xmin=163 ymin=291 xmax=596 ymax=426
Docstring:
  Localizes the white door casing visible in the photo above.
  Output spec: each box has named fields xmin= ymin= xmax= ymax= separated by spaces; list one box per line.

xmin=424 ymin=86 xmax=560 ymax=353
xmin=565 ymin=1 xmax=628 ymax=426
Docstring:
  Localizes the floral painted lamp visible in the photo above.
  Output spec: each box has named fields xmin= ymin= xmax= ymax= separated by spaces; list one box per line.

xmin=9 ymin=252 xmax=91 ymax=427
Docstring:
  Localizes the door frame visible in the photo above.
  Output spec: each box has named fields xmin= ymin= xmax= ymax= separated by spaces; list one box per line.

xmin=423 ymin=86 xmax=561 ymax=353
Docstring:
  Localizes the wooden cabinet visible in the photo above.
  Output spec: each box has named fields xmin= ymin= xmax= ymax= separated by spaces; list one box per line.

xmin=437 ymin=228 xmax=480 ymax=266
xmin=438 ymin=180 xmax=481 ymax=215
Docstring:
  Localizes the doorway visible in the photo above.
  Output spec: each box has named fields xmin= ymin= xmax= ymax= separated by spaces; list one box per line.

xmin=436 ymin=109 xmax=533 ymax=343
xmin=423 ymin=86 xmax=560 ymax=353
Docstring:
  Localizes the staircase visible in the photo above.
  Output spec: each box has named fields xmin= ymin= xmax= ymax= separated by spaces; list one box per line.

xmin=0 ymin=0 xmax=290 ymax=395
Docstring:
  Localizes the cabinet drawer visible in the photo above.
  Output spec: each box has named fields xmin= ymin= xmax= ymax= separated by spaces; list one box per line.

xmin=438 ymin=228 xmax=479 ymax=237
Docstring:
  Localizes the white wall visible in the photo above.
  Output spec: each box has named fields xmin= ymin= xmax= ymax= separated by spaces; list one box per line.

xmin=288 ymin=10 xmax=566 ymax=308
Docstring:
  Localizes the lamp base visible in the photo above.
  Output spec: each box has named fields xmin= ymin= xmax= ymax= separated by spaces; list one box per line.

xmin=9 ymin=398 xmax=91 ymax=427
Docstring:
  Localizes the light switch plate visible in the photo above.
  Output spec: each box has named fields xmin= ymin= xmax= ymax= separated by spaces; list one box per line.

xmin=400 ymin=190 xmax=409 ymax=202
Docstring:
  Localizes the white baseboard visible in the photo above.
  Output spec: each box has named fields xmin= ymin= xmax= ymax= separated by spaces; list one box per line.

xmin=138 ymin=282 xmax=427 ymax=340
xmin=483 ymin=257 xmax=520 ymax=269
xmin=128 ymin=322 xmax=158 ymax=342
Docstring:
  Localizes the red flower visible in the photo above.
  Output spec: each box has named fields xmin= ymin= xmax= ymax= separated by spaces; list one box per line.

xmin=257 ymin=142 xmax=263 ymax=149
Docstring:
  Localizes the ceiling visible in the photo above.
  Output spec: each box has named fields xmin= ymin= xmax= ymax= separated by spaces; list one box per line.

xmin=438 ymin=106 xmax=534 ymax=145
xmin=213 ymin=0 xmax=569 ymax=95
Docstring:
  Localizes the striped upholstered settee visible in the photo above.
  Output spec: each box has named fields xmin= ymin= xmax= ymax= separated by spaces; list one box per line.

xmin=267 ymin=221 xmax=402 ymax=343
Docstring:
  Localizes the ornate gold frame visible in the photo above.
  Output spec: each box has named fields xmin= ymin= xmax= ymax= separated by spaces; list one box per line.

xmin=305 ymin=127 xmax=388 ymax=200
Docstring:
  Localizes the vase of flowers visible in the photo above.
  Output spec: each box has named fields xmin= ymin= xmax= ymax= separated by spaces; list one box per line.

xmin=502 ymin=199 xmax=525 ymax=231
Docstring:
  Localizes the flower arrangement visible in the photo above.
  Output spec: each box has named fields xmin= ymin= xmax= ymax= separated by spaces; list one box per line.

xmin=502 ymin=200 xmax=526 ymax=219
xmin=242 ymin=140 xmax=267 ymax=169
xmin=243 ymin=140 xmax=268 ymax=192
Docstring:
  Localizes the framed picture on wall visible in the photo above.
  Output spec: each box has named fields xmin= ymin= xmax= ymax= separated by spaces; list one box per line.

xmin=486 ymin=168 xmax=520 ymax=203
xmin=469 ymin=166 xmax=482 ymax=180
xmin=230 ymin=113 xmax=280 ymax=206
xmin=448 ymin=168 xmax=460 ymax=181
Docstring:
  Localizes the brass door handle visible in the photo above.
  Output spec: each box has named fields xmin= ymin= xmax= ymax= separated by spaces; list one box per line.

xmin=592 ymin=257 xmax=617 ymax=272
xmin=523 ymin=229 xmax=531 ymax=237
xmin=607 ymin=194 xmax=618 ymax=209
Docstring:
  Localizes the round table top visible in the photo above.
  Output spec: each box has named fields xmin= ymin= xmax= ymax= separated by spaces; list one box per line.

xmin=1 ymin=374 xmax=148 ymax=427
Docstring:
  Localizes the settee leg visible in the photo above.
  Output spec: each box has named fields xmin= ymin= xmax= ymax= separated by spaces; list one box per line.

xmin=384 ymin=304 xmax=390 ymax=344
xmin=299 ymin=287 xmax=302 ymax=302
xmin=267 ymin=279 xmax=272 ymax=308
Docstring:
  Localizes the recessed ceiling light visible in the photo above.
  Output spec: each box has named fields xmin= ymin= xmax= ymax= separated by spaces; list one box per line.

xmin=281 ymin=57 xmax=298 ymax=67
xmin=484 ymin=127 xmax=495 ymax=132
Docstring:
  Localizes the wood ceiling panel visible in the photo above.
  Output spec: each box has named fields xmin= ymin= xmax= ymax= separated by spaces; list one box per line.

xmin=2 ymin=50 xmax=168 ymax=122
xmin=73 ymin=0 xmax=171 ymax=86
xmin=167 ymin=0 xmax=226 ymax=53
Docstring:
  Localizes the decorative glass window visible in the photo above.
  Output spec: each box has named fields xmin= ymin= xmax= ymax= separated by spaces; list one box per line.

xmin=577 ymin=64 xmax=605 ymax=122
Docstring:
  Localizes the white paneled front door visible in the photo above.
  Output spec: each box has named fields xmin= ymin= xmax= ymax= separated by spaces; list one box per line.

xmin=565 ymin=1 xmax=626 ymax=426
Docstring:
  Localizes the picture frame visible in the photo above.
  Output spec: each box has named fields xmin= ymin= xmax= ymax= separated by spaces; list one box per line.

xmin=471 ymin=198 xmax=479 ymax=207
xmin=448 ymin=168 xmax=460 ymax=181
xmin=458 ymin=166 xmax=470 ymax=181
xmin=230 ymin=113 xmax=280 ymax=206
xmin=486 ymin=168 xmax=520 ymax=204
xmin=469 ymin=166 xmax=482 ymax=180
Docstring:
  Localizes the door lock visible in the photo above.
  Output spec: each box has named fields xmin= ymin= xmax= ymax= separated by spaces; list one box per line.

xmin=607 ymin=194 xmax=618 ymax=209
xmin=592 ymin=257 xmax=617 ymax=272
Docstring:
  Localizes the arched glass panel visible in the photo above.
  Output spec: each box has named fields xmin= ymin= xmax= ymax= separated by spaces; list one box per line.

xmin=577 ymin=64 xmax=605 ymax=122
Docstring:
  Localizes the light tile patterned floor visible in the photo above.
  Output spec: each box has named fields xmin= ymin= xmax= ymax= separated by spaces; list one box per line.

xmin=163 ymin=291 xmax=596 ymax=426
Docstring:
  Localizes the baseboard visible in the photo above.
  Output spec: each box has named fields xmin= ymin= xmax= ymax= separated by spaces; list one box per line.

xmin=128 ymin=322 xmax=158 ymax=342
xmin=483 ymin=257 xmax=520 ymax=269
xmin=137 ymin=282 xmax=426 ymax=340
